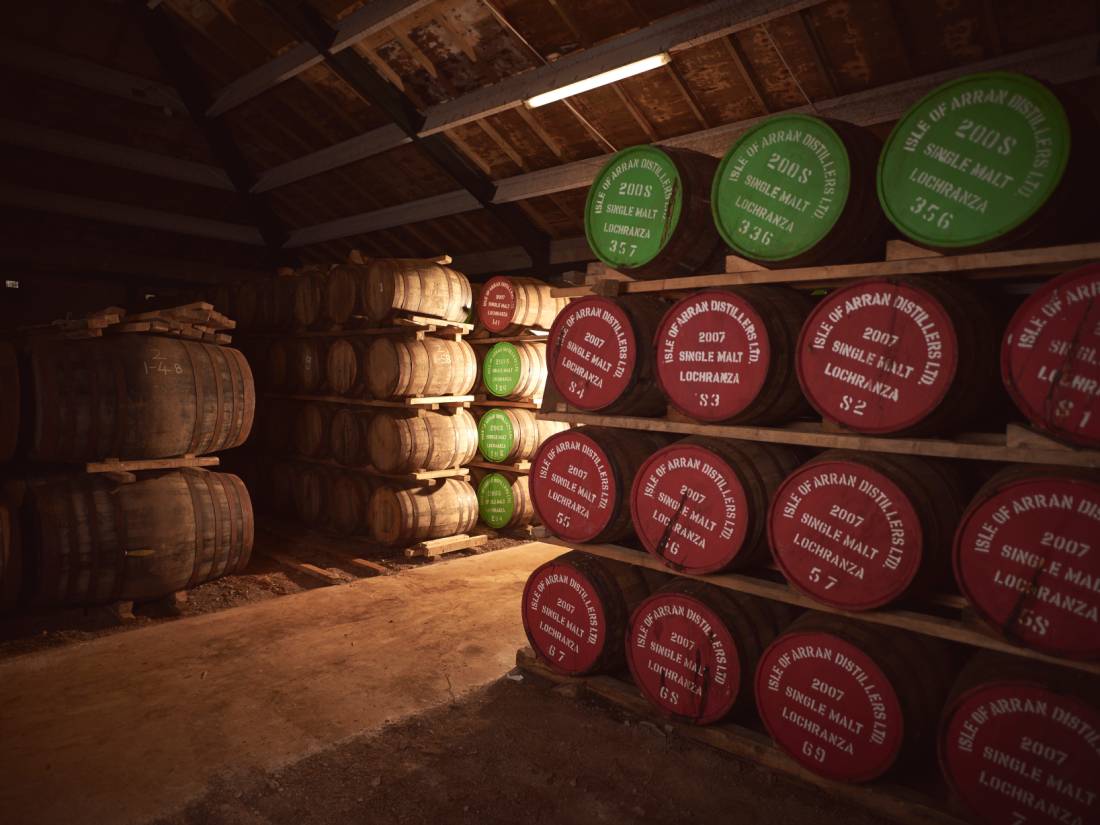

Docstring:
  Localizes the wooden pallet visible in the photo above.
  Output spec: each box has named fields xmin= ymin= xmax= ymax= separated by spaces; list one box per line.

xmin=290 ymin=454 xmax=470 ymax=483
xmin=271 ymin=393 xmax=474 ymax=410
xmin=476 ymin=523 xmax=548 ymax=540
xmin=516 ymin=647 xmax=965 ymax=825
xmin=237 ymin=313 xmax=472 ymax=341
xmin=256 ymin=522 xmax=393 ymax=582
xmin=402 ymin=533 xmax=488 ymax=559
xmin=467 ymin=459 xmax=531 ymax=474
xmin=470 ymin=396 xmax=542 ymax=409
xmin=468 ymin=330 xmax=550 ymax=345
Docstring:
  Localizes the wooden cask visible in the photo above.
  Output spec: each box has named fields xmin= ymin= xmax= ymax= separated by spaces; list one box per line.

xmin=0 ymin=342 xmax=18 ymax=461
xmin=953 ymin=464 xmax=1100 ymax=660
xmin=938 ymin=653 xmax=1100 ymax=825
xmin=1001 ymin=263 xmax=1100 ymax=448
xmin=367 ymin=408 xmax=477 ymax=474
xmin=233 ymin=280 xmax=262 ymax=330
xmin=476 ymin=408 xmax=568 ymax=464
xmin=712 ymin=115 xmax=885 ymax=267
xmin=322 ymin=264 xmax=364 ymax=327
xmin=30 ymin=337 xmax=254 ymax=462
xmin=755 ymin=613 xmax=955 ymax=782
xmin=293 ymin=403 xmax=331 ymax=459
xmin=289 ymin=269 xmax=325 ymax=330
xmin=363 ymin=259 xmax=472 ymax=323
xmin=547 ymin=295 xmax=668 ymax=416
xmin=325 ymin=338 xmax=369 ymax=397
xmin=628 ymin=580 xmax=794 ymax=724
xmin=481 ymin=341 xmax=546 ymax=400
xmin=288 ymin=338 xmax=326 ymax=395
xmin=585 ymin=145 xmax=721 ymax=279
xmin=654 ymin=286 xmax=812 ymax=424
xmin=265 ymin=339 xmax=289 ymax=392
xmin=294 ymin=464 xmax=333 ymax=527
xmin=477 ymin=276 xmax=567 ymax=334
xmin=365 ymin=337 xmax=477 ymax=399
xmin=631 ymin=437 xmax=801 ymax=574
xmin=530 ymin=427 xmax=673 ymax=543
xmin=25 ymin=469 xmax=253 ymax=605
xmin=368 ymin=478 xmax=478 ymax=546
xmin=796 ymin=277 xmax=1003 ymax=435
xmin=328 ymin=407 xmax=372 ymax=467
xmin=0 ymin=497 xmax=20 ymax=611
xmin=771 ymin=451 xmax=969 ymax=610
xmin=523 ymin=551 xmax=651 ymax=676
xmin=476 ymin=472 xmax=534 ymax=530
xmin=327 ymin=471 xmax=376 ymax=536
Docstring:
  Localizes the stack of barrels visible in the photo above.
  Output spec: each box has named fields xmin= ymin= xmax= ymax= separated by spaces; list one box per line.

xmin=523 ymin=70 xmax=1100 ymax=821
xmin=469 ymin=277 xmax=569 ymax=536
xmin=0 ymin=329 xmax=256 ymax=612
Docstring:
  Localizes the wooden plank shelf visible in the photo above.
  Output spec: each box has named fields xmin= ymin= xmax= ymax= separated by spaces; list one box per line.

xmin=270 ymin=393 xmax=474 ymax=409
xmin=468 ymin=330 xmax=550 ymax=345
xmin=551 ymin=240 xmax=1100 ymax=297
xmin=236 ymin=314 xmax=472 ymax=339
xmin=85 ymin=455 xmax=220 ymax=474
xmin=516 ymin=647 xmax=965 ymax=825
xmin=467 ymin=459 xmax=530 ymax=474
xmin=402 ymin=532 xmax=487 ymax=559
xmin=539 ymin=538 xmax=1100 ymax=678
xmin=470 ymin=397 xmax=541 ymax=409
xmin=535 ymin=410 xmax=1100 ymax=468
xmin=287 ymin=454 xmax=470 ymax=483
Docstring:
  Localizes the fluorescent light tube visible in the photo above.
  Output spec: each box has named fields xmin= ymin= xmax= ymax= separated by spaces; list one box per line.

xmin=524 ymin=53 xmax=672 ymax=108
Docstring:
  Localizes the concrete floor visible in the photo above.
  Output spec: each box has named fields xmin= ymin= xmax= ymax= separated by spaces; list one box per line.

xmin=0 ymin=542 xmax=561 ymax=825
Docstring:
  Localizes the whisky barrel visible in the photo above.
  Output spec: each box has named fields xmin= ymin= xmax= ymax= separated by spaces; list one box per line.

xmin=769 ymin=451 xmax=968 ymax=610
xmin=712 ymin=115 xmax=885 ymax=267
xmin=288 ymin=338 xmax=326 ymax=395
xmin=294 ymin=464 xmax=333 ymax=526
xmin=953 ymin=465 xmax=1100 ymax=660
xmin=523 ymin=551 xmax=650 ymax=676
xmin=25 ymin=469 xmax=253 ymax=605
xmin=29 ymin=337 xmax=254 ymax=461
xmin=328 ymin=407 xmax=372 ymax=467
xmin=585 ymin=145 xmax=721 ymax=279
xmin=367 ymin=478 xmax=478 ymax=546
xmin=265 ymin=339 xmax=289 ymax=392
xmin=655 ymin=286 xmax=812 ymax=424
xmin=0 ymin=497 xmax=20 ymax=611
xmin=477 ymin=472 xmax=534 ymax=530
xmin=482 ymin=341 xmax=546 ymax=400
xmin=628 ymin=580 xmax=794 ymax=724
xmin=362 ymin=259 xmax=472 ymax=323
xmin=631 ymin=437 xmax=801 ymax=574
xmin=476 ymin=408 xmax=568 ymax=464
xmin=233 ymin=280 xmax=261 ymax=330
xmin=878 ymin=72 xmax=1097 ymax=252
xmin=263 ymin=274 xmax=295 ymax=330
xmin=1001 ymin=264 xmax=1100 ymax=448
xmin=938 ymin=653 xmax=1100 ymax=825
xmin=367 ymin=408 xmax=477 ymax=474
xmin=365 ymin=337 xmax=477 ymax=399
xmin=325 ymin=338 xmax=369 ymax=397
xmin=293 ymin=403 xmax=331 ymax=459
xmin=796 ymin=277 xmax=1002 ymax=435
xmin=326 ymin=471 xmax=376 ymax=536
xmin=289 ymin=270 xmax=325 ymax=330
xmin=268 ymin=460 xmax=299 ymax=514
xmin=547 ymin=295 xmax=667 ymax=416
xmin=323 ymin=264 xmax=364 ymax=327
xmin=530 ymin=427 xmax=673 ymax=543
xmin=477 ymin=276 xmax=566 ymax=334
xmin=755 ymin=614 xmax=955 ymax=782
xmin=0 ymin=342 xmax=19 ymax=461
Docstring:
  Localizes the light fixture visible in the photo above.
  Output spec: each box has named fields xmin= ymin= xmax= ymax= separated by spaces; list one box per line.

xmin=524 ymin=53 xmax=672 ymax=108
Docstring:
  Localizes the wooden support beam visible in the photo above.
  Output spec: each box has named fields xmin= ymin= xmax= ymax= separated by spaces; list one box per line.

xmin=251 ymin=123 xmax=410 ymax=192
xmin=0 ymin=245 xmax=267 ymax=285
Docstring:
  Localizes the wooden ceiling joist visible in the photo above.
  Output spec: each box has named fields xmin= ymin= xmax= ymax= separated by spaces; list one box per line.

xmin=204 ymin=0 xmax=436 ymax=117
xmin=0 ymin=245 xmax=265 ymax=286
xmin=250 ymin=123 xmax=409 ymax=192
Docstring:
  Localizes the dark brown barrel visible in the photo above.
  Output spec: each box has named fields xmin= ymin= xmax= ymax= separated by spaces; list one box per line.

xmin=262 ymin=274 xmax=294 ymax=330
xmin=547 ymin=295 xmax=668 ymax=416
xmin=365 ymin=338 xmax=477 ymax=399
xmin=0 ymin=496 xmax=20 ymax=611
xmin=475 ymin=407 xmax=569 ymax=465
xmin=530 ymin=426 xmax=674 ymax=544
xmin=30 ymin=337 xmax=255 ymax=462
xmin=326 ymin=471 xmax=376 ymax=536
xmin=293 ymin=403 xmax=331 ymax=459
xmin=322 ymin=264 xmax=365 ymax=327
xmin=268 ymin=460 xmax=299 ymax=514
xmin=631 ymin=436 xmax=801 ymax=574
xmin=328 ymin=407 xmax=372 ymax=467
xmin=294 ymin=464 xmax=333 ymax=527
xmin=288 ymin=270 xmax=324 ymax=330
xmin=953 ymin=464 xmax=1100 ymax=660
xmin=522 ymin=551 xmax=650 ymax=676
xmin=770 ymin=450 xmax=969 ymax=610
xmin=477 ymin=276 xmax=567 ymax=334
xmin=938 ymin=652 xmax=1100 ymax=825
xmin=797 ymin=277 xmax=1003 ymax=435
xmin=480 ymin=341 xmax=546 ymax=400
xmin=233 ymin=280 xmax=261 ymax=330
xmin=265 ymin=339 xmax=289 ymax=392
xmin=585 ymin=144 xmax=721 ymax=279
xmin=654 ymin=286 xmax=812 ymax=424
xmin=627 ymin=579 xmax=794 ymax=724
xmin=363 ymin=259 xmax=472 ymax=323
xmin=475 ymin=471 xmax=534 ymax=530
xmin=262 ymin=399 xmax=294 ymax=452
xmin=367 ymin=408 xmax=477 ymax=474
xmin=367 ymin=478 xmax=479 ymax=546
xmin=0 ymin=342 xmax=18 ymax=461
xmin=25 ymin=469 xmax=253 ymax=605
xmin=755 ymin=613 xmax=955 ymax=783
xmin=288 ymin=338 xmax=326 ymax=395
xmin=325 ymin=338 xmax=369 ymax=397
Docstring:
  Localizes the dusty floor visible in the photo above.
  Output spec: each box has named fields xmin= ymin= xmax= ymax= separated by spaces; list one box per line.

xmin=155 ymin=674 xmax=889 ymax=825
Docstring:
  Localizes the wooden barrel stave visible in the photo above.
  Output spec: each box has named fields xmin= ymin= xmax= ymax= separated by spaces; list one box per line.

xmin=328 ymin=407 xmax=372 ymax=467
xmin=0 ymin=342 xmax=18 ymax=462
xmin=293 ymin=403 xmax=331 ymax=459
xmin=325 ymin=338 xmax=369 ymax=397
xmin=288 ymin=338 xmax=327 ymax=395
xmin=368 ymin=478 xmax=478 ymax=546
xmin=326 ymin=471 xmax=376 ymax=536
xmin=363 ymin=259 xmax=472 ymax=323
xmin=365 ymin=338 xmax=477 ymax=399
xmin=0 ymin=496 xmax=20 ymax=611
xmin=367 ymin=408 xmax=478 ymax=474
xmin=322 ymin=264 xmax=364 ymax=327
